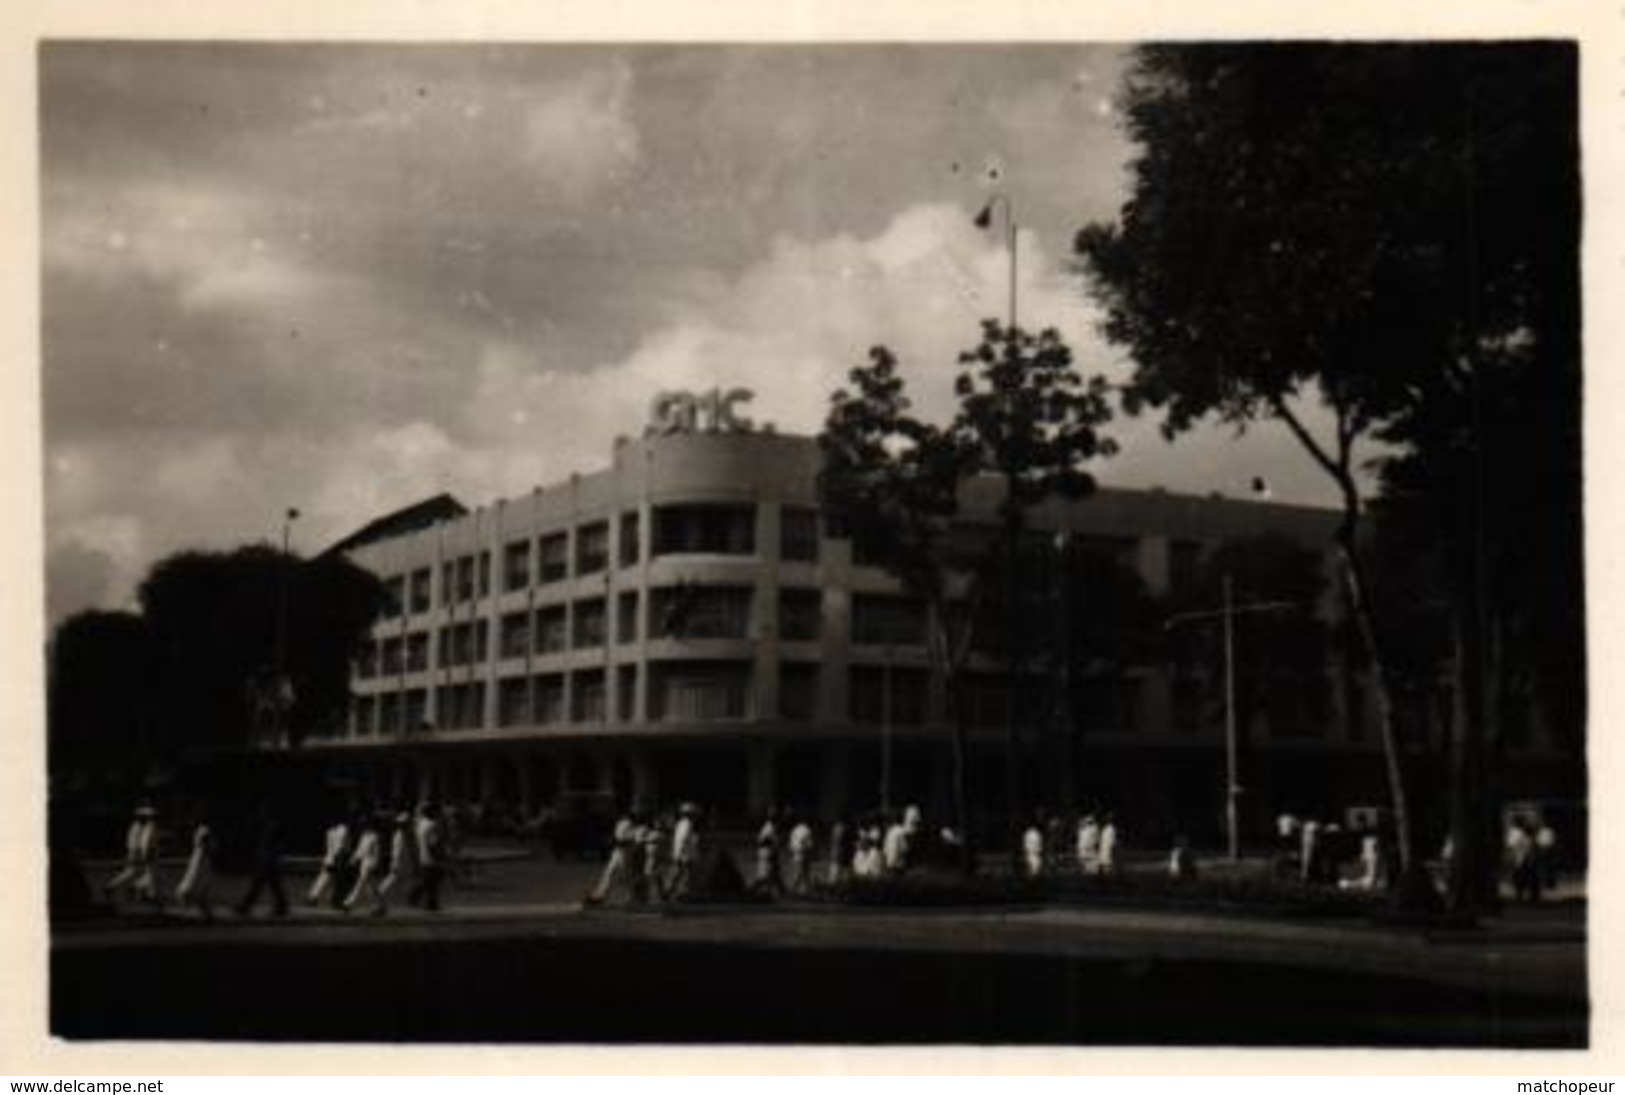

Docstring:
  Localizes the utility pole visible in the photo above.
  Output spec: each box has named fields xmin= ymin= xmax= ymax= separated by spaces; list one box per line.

xmin=1166 ymin=576 xmax=1294 ymax=862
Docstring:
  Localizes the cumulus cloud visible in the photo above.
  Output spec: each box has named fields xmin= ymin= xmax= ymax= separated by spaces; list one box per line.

xmin=519 ymin=61 xmax=640 ymax=198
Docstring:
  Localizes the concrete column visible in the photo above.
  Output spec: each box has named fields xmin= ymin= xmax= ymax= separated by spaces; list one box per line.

xmin=515 ymin=755 xmax=535 ymax=814
xmin=630 ymin=748 xmax=659 ymax=807
xmin=746 ymin=741 xmax=777 ymax=816
xmin=818 ymin=747 xmax=851 ymax=821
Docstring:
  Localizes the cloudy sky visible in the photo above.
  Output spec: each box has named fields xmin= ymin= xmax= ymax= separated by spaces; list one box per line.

xmin=42 ymin=42 xmax=1341 ymax=623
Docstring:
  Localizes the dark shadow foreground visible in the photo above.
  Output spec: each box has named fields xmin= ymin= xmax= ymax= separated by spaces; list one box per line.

xmin=52 ymin=932 xmax=1585 ymax=1046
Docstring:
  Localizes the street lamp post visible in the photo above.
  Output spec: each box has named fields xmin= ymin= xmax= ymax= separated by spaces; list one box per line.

xmin=974 ymin=194 xmax=1018 ymax=333
xmin=1165 ymin=576 xmax=1294 ymax=862
xmin=273 ymin=507 xmax=300 ymax=745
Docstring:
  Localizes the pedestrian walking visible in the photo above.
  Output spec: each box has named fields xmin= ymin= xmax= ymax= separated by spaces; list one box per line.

xmin=882 ymin=814 xmax=910 ymax=876
xmin=638 ymin=811 xmax=668 ymax=903
xmin=409 ymin=803 xmax=446 ymax=911
xmin=751 ymin=811 xmax=786 ymax=897
xmin=105 ymin=803 xmax=161 ymax=908
xmin=377 ymin=811 xmax=415 ymax=905
xmin=1021 ymin=817 xmax=1046 ymax=879
xmin=585 ymin=809 xmax=637 ymax=905
xmin=1508 ymin=820 xmax=1541 ymax=902
xmin=1299 ymin=819 xmax=1321 ymax=884
xmin=307 ymin=813 xmax=354 ymax=909
xmin=1076 ymin=814 xmax=1102 ymax=875
xmin=827 ymin=819 xmax=854 ymax=886
xmin=1099 ymin=813 xmax=1120 ymax=877
xmin=788 ymin=816 xmax=815 ymax=892
xmin=235 ymin=803 xmax=288 ymax=918
xmin=343 ymin=814 xmax=387 ymax=916
xmin=173 ymin=815 xmax=216 ymax=920
xmin=1168 ymin=834 xmax=1197 ymax=882
xmin=1536 ymin=819 xmax=1560 ymax=891
xmin=852 ymin=825 xmax=883 ymax=878
xmin=666 ymin=802 xmax=701 ymax=900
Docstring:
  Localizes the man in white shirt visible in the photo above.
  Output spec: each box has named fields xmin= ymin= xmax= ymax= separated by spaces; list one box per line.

xmin=1022 ymin=821 xmax=1045 ymax=879
xmin=307 ymin=815 xmax=353 ymax=908
xmin=788 ymin=817 xmax=816 ymax=892
xmin=882 ymin=816 xmax=910 ymax=876
xmin=344 ymin=815 xmax=386 ymax=916
xmin=1076 ymin=815 xmax=1101 ymax=875
xmin=105 ymin=804 xmax=158 ymax=906
xmin=667 ymin=803 xmax=700 ymax=900
xmin=409 ymin=803 xmax=446 ymax=911
xmin=586 ymin=810 xmax=637 ymax=905
xmin=377 ymin=811 xmax=415 ymax=905
xmin=1099 ymin=814 xmax=1120 ymax=876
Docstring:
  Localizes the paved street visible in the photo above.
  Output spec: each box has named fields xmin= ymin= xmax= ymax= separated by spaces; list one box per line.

xmin=56 ymin=845 xmax=1586 ymax=1046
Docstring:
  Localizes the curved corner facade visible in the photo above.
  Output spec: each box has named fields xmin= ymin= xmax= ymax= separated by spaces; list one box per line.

xmin=299 ymin=430 xmax=1562 ymax=836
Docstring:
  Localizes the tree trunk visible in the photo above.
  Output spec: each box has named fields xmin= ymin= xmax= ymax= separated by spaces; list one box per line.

xmin=929 ymin=602 xmax=974 ymax=873
xmin=1337 ymin=534 xmax=1416 ymax=877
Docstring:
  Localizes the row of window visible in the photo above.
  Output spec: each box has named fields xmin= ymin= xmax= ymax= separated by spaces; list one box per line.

xmin=358 ymin=589 xmax=929 ymax=677
xmin=378 ymin=505 xmax=823 ymax=618
xmin=352 ymin=665 xmax=1345 ymax=738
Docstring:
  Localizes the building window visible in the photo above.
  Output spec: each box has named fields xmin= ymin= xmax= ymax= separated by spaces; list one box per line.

xmin=534 ymin=674 xmax=566 ymax=724
xmin=779 ymin=588 xmax=822 ymax=642
xmin=652 ymin=503 xmax=756 ymax=556
xmin=534 ymin=605 xmax=568 ymax=654
xmin=538 ymin=532 xmax=569 ymax=583
xmin=963 ymin=672 xmax=1048 ymax=728
xmin=503 ymin=540 xmax=532 ymax=591
xmin=576 ymin=520 xmax=609 ymax=576
xmin=436 ymin=682 xmax=485 ymax=731
xmin=477 ymin=551 xmax=491 ymax=598
xmin=352 ymin=695 xmax=376 ymax=737
xmin=780 ymin=663 xmax=820 ymax=722
xmin=849 ymin=665 xmax=928 ymax=725
xmin=379 ymin=692 xmax=402 ymax=734
xmin=499 ymin=612 xmax=531 ymax=660
xmin=355 ymin=640 xmax=378 ymax=680
xmin=380 ymin=637 xmax=404 ymax=676
xmin=409 ymin=568 xmax=432 ymax=614
xmin=781 ymin=506 xmax=820 ymax=563
xmin=406 ymin=632 xmax=429 ymax=673
xmin=440 ymin=622 xmax=486 ymax=667
xmin=572 ymin=598 xmax=607 ymax=649
xmin=498 ymin=676 xmax=531 ymax=727
xmin=617 ymin=664 xmax=638 ymax=721
xmin=650 ymin=661 xmax=751 ymax=721
xmin=452 ymin=556 xmax=475 ymax=603
xmin=404 ymin=688 xmax=429 ymax=732
xmin=617 ymin=591 xmax=639 ymax=644
xmin=649 ymin=584 xmax=751 ymax=640
xmin=572 ymin=669 xmax=607 ymax=722
xmin=851 ymin=594 xmax=927 ymax=646
xmin=619 ymin=511 xmax=641 ymax=568
xmin=382 ymin=576 xmax=405 ymax=618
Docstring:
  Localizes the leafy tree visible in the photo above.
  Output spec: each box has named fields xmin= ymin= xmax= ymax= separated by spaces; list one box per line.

xmin=1075 ymin=43 xmax=1580 ymax=907
xmin=48 ymin=610 xmax=158 ymax=778
xmin=137 ymin=545 xmax=385 ymax=752
xmin=820 ymin=321 xmax=1116 ymax=851
xmin=820 ymin=346 xmax=977 ymax=859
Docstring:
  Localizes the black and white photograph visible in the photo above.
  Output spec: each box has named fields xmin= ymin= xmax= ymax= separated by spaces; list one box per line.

xmin=34 ymin=30 xmax=1588 ymax=1051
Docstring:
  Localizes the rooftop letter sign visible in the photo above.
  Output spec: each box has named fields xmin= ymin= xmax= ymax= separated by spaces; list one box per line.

xmin=647 ymin=388 xmax=756 ymax=435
